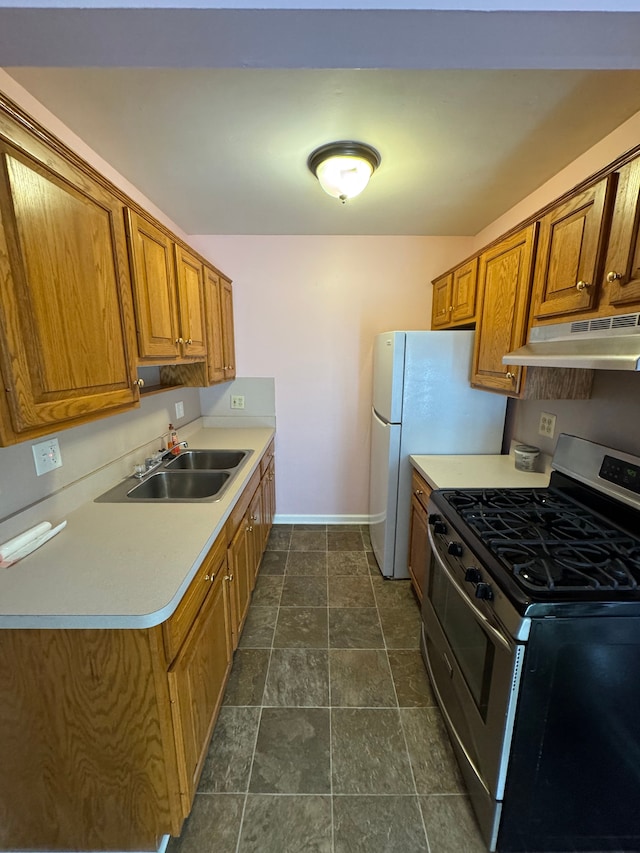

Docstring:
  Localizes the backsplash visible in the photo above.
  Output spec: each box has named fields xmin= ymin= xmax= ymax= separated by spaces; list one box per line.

xmin=0 ymin=387 xmax=201 ymax=529
xmin=506 ymin=371 xmax=640 ymax=458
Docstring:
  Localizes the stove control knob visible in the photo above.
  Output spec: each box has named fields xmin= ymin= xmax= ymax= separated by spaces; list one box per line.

xmin=475 ymin=582 xmax=494 ymax=601
xmin=465 ymin=567 xmax=482 ymax=584
xmin=428 ymin=514 xmax=441 ymax=525
xmin=433 ymin=521 xmax=447 ymax=535
xmin=447 ymin=541 xmax=463 ymax=557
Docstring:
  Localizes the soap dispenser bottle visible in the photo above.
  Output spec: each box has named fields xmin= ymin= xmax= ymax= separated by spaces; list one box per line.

xmin=168 ymin=423 xmax=180 ymax=455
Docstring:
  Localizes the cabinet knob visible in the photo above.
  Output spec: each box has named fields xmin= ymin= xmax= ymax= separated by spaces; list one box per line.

xmin=224 ymin=574 xmax=234 ymax=581
xmin=175 ymin=337 xmax=184 ymax=345
xmin=251 ymin=514 xmax=258 ymax=521
xmin=246 ymin=524 xmax=253 ymax=532
xmin=204 ymin=572 xmax=215 ymax=582
xmin=185 ymin=338 xmax=193 ymax=345
xmin=505 ymin=371 xmax=515 ymax=381
xmin=133 ymin=378 xmax=145 ymax=387
xmin=606 ymin=271 xmax=623 ymax=283
xmin=575 ymin=280 xmax=591 ymax=291
xmin=415 ymin=489 xmax=423 ymax=495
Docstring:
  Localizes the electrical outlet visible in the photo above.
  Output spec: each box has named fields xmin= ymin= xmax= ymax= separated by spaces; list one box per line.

xmin=32 ymin=438 xmax=62 ymax=476
xmin=538 ymin=412 xmax=557 ymax=439
xmin=231 ymin=395 xmax=245 ymax=410
xmin=175 ymin=400 xmax=184 ymax=420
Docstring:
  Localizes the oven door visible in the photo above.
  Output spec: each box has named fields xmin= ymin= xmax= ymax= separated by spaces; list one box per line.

xmin=421 ymin=524 xmax=524 ymax=846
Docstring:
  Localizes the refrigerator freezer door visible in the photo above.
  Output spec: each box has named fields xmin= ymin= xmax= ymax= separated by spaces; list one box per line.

xmin=373 ymin=332 xmax=405 ymax=423
xmin=369 ymin=408 xmax=402 ymax=577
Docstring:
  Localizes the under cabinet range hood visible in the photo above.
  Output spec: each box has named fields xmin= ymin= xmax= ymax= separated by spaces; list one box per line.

xmin=503 ymin=313 xmax=640 ymax=371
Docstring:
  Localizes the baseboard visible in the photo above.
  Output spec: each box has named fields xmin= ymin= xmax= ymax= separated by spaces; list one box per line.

xmin=274 ymin=514 xmax=370 ymax=525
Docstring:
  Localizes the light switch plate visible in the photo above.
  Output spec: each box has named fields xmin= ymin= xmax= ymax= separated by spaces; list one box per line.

xmin=231 ymin=395 xmax=245 ymax=410
xmin=175 ymin=400 xmax=184 ymax=420
xmin=32 ymin=438 xmax=62 ymax=476
xmin=538 ymin=412 xmax=557 ymax=438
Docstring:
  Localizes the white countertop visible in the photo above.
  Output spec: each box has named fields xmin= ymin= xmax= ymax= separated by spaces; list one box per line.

xmin=0 ymin=427 xmax=274 ymax=629
xmin=410 ymin=453 xmax=551 ymax=491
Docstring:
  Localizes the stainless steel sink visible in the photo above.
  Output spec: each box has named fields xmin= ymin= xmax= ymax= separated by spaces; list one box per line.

xmin=95 ymin=448 xmax=252 ymax=503
xmin=127 ymin=471 xmax=229 ymax=500
xmin=164 ymin=449 xmax=249 ymax=470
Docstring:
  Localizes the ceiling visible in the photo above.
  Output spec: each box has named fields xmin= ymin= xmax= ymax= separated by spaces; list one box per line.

xmin=4 ymin=5 xmax=640 ymax=236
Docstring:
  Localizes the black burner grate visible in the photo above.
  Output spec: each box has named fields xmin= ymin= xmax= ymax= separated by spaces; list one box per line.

xmin=443 ymin=488 xmax=640 ymax=593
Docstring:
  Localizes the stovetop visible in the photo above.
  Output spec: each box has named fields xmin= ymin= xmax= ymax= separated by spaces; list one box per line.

xmin=435 ymin=483 xmax=640 ymax=599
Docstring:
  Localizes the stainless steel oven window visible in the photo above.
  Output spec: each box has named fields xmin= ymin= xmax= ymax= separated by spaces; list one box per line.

xmin=429 ymin=555 xmax=495 ymax=720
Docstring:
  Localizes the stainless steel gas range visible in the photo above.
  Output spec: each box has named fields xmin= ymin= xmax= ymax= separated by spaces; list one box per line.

xmin=420 ymin=433 xmax=640 ymax=853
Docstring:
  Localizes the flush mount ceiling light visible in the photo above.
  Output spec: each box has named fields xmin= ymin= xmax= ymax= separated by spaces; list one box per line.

xmin=307 ymin=141 xmax=381 ymax=203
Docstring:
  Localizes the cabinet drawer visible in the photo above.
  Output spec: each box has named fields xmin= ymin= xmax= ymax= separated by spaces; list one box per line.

xmin=163 ymin=532 xmax=226 ymax=664
xmin=411 ymin=470 xmax=432 ymax=512
xmin=228 ymin=466 xmax=261 ymax=533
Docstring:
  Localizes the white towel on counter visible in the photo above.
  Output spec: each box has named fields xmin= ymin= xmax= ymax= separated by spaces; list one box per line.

xmin=0 ymin=520 xmax=67 ymax=568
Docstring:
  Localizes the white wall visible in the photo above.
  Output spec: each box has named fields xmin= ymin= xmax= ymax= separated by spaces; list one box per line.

xmin=190 ymin=235 xmax=473 ymax=517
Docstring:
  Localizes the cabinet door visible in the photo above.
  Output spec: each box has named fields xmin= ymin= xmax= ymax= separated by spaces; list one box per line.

xmin=603 ymin=158 xmax=640 ymax=309
xmin=0 ymin=144 xmax=139 ymax=439
xmin=431 ymin=273 xmax=452 ymax=328
xmin=227 ymin=517 xmax=252 ymax=649
xmin=167 ymin=569 xmax=232 ymax=815
xmin=125 ymin=209 xmax=180 ymax=360
xmin=471 ymin=224 xmax=537 ymax=395
xmin=265 ymin=457 xmax=276 ymax=534
xmin=249 ymin=487 xmax=263 ymax=584
xmin=174 ymin=246 xmax=207 ymax=358
xmin=408 ymin=494 xmax=429 ymax=603
xmin=203 ymin=266 xmax=226 ymax=383
xmin=451 ymin=257 xmax=478 ymax=324
xmin=531 ymin=177 xmax=614 ymax=320
xmin=221 ymin=277 xmax=236 ymax=380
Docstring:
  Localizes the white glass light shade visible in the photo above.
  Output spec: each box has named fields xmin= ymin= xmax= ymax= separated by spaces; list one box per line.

xmin=308 ymin=141 xmax=381 ymax=203
xmin=315 ymin=155 xmax=373 ymax=201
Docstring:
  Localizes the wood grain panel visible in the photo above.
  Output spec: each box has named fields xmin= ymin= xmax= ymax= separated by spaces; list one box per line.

xmin=221 ymin=277 xmax=236 ymax=379
xmin=532 ymin=177 xmax=615 ymax=320
xmin=431 ymin=273 xmax=452 ymax=328
xmin=168 ymin=569 xmax=232 ymax=816
xmin=175 ymin=246 xmax=206 ymax=358
xmin=0 ymin=629 xmax=173 ymax=851
xmin=603 ymin=157 xmax=640 ymax=309
xmin=408 ymin=492 xmax=429 ymax=602
xmin=163 ymin=532 xmax=226 ymax=665
xmin=0 ymin=144 xmax=138 ymax=437
xmin=471 ymin=224 xmax=537 ymax=395
xmin=521 ymin=366 xmax=594 ymax=400
xmin=125 ymin=209 xmax=180 ymax=360
xmin=203 ymin=265 xmax=225 ymax=383
xmin=451 ymin=257 xmax=478 ymax=324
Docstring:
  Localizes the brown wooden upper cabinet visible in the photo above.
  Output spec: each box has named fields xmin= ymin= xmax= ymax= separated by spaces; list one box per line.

xmin=174 ymin=245 xmax=207 ymax=358
xmin=125 ymin=209 xmax=181 ymax=360
xmin=471 ymin=224 xmax=537 ymax=395
xmin=430 ymin=259 xmax=478 ymax=329
xmin=530 ymin=176 xmax=615 ymax=322
xmin=602 ymin=157 xmax=640 ymax=311
xmin=431 ymin=272 xmax=453 ymax=328
xmin=221 ymin=276 xmax=236 ymax=380
xmin=126 ymin=209 xmax=207 ymax=362
xmin=0 ymin=135 xmax=139 ymax=445
xmin=203 ymin=267 xmax=236 ymax=383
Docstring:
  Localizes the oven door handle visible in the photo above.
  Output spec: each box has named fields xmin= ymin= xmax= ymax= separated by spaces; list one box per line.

xmin=428 ymin=526 xmax=513 ymax=652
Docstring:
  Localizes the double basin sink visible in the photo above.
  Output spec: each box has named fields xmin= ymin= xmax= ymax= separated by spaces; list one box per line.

xmin=96 ymin=449 xmax=251 ymax=503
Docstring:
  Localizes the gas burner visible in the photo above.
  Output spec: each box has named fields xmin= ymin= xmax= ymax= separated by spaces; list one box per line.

xmin=440 ymin=486 xmax=640 ymax=595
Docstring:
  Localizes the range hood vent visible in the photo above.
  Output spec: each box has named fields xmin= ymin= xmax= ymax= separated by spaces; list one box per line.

xmin=503 ymin=312 xmax=640 ymax=371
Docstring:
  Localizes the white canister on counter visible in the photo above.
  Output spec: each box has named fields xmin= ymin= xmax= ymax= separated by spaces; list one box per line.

xmin=514 ymin=444 xmax=540 ymax=472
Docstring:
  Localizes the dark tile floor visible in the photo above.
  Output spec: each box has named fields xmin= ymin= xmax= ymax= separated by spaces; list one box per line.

xmin=168 ymin=524 xmax=487 ymax=853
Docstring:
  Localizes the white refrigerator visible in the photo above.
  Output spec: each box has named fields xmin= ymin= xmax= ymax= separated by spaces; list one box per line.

xmin=369 ymin=330 xmax=507 ymax=578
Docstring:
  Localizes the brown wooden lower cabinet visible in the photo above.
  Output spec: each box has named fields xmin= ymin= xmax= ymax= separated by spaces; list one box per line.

xmin=408 ymin=470 xmax=432 ymax=601
xmin=0 ymin=445 xmax=276 ymax=852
